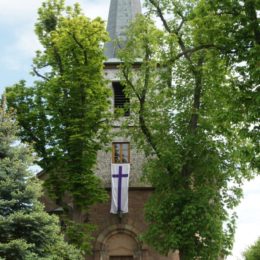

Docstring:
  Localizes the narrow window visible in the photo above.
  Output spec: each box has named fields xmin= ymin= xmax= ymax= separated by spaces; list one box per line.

xmin=112 ymin=143 xmax=130 ymax=163
xmin=112 ymin=82 xmax=130 ymax=116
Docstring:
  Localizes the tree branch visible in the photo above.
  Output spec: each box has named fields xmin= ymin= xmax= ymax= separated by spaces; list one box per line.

xmin=33 ymin=67 xmax=50 ymax=81
xmin=177 ymin=36 xmax=197 ymax=74
xmin=72 ymin=49 xmax=80 ymax=65
xmin=189 ymin=55 xmax=204 ymax=132
xmin=244 ymin=0 xmax=260 ymax=45
xmin=180 ymin=55 xmax=204 ymax=180
xmin=52 ymin=46 xmax=64 ymax=75
xmin=71 ymin=33 xmax=84 ymax=49
xmin=177 ymin=17 xmax=185 ymax=33
xmin=148 ymin=0 xmax=198 ymax=72
xmin=173 ymin=44 xmax=216 ymax=62
xmin=148 ymin=0 xmax=172 ymax=33
xmin=122 ymin=67 xmax=142 ymax=101
xmin=138 ymin=41 xmax=162 ymax=159
xmin=70 ymin=33 xmax=88 ymax=64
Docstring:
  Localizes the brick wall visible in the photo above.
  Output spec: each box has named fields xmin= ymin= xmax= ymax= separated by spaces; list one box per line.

xmin=88 ymin=188 xmax=179 ymax=260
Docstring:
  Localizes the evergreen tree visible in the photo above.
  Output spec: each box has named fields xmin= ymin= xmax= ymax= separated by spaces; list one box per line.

xmin=0 ymin=101 xmax=83 ymax=259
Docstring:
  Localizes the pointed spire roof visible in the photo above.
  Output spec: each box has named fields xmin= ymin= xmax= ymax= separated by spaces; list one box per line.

xmin=104 ymin=0 xmax=142 ymax=60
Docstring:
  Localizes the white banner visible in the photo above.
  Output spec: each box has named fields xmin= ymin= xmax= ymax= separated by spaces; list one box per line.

xmin=110 ymin=164 xmax=130 ymax=214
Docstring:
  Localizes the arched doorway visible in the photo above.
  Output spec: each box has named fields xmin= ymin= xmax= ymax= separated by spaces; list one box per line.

xmin=94 ymin=224 xmax=143 ymax=260
xmin=106 ymin=232 xmax=136 ymax=259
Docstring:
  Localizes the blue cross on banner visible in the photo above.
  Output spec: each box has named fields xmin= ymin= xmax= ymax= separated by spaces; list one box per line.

xmin=111 ymin=164 xmax=130 ymax=214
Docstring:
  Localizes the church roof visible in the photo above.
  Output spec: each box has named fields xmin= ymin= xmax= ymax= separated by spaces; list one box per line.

xmin=104 ymin=0 xmax=142 ymax=60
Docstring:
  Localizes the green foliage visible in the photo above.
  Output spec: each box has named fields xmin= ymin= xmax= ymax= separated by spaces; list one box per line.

xmin=0 ymin=104 xmax=83 ymax=259
xmin=194 ymin=0 xmax=260 ymax=170
xmin=5 ymin=0 xmax=111 ymax=210
xmin=65 ymin=220 xmax=96 ymax=255
xmin=244 ymin=237 xmax=260 ymax=260
xmin=119 ymin=1 xmax=258 ymax=259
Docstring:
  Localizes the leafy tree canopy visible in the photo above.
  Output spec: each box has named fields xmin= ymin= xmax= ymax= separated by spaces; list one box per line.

xmin=118 ymin=0 xmax=259 ymax=259
xmin=244 ymin=237 xmax=260 ymax=260
xmin=5 ymin=0 xmax=111 ymax=210
xmin=193 ymin=0 xmax=259 ymax=169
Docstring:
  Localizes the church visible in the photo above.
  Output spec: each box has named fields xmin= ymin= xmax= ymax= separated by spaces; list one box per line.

xmin=40 ymin=0 xmax=179 ymax=259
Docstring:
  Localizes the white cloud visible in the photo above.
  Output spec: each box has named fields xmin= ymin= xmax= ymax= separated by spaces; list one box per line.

xmin=13 ymin=28 xmax=41 ymax=56
xmin=0 ymin=0 xmax=42 ymax=26
xmin=0 ymin=26 xmax=40 ymax=73
xmin=0 ymin=0 xmax=109 ymax=74
xmin=1 ymin=56 xmax=23 ymax=71
xmin=65 ymin=0 xmax=109 ymax=20
xmin=80 ymin=0 xmax=110 ymax=20
xmin=0 ymin=0 xmax=110 ymax=26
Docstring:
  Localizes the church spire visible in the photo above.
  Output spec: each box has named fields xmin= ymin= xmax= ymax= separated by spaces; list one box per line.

xmin=104 ymin=0 xmax=142 ymax=60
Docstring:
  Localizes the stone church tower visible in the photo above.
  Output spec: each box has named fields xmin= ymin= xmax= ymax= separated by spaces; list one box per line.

xmin=40 ymin=1 xmax=179 ymax=259
xmin=88 ymin=1 xmax=178 ymax=259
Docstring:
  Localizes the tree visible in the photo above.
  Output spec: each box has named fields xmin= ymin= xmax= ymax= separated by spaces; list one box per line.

xmin=244 ymin=237 xmax=260 ymax=260
xmin=0 ymin=99 xmax=82 ymax=260
xmin=192 ymin=0 xmax=259 ymax=169
xmin=118 ymin=0 xmax=257 ymax=258
xmin=5 ymin=0 xmax=111 ymax=211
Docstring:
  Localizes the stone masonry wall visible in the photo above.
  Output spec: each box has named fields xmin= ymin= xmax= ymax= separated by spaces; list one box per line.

xmin=95 ymin=65 xmax=150 ymax=188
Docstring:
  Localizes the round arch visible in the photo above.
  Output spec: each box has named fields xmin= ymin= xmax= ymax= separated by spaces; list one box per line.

xmin=94 ymin=224 xmax=146 ymax=260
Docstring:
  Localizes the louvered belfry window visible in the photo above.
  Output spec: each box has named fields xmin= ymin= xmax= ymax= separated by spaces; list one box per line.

xmin=112 ymin=82 xmax=130 ymax=116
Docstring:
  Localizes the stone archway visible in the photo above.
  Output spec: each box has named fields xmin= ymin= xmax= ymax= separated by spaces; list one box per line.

xmin=94 ymin=224 xmax=145 ymax=260
xmin=105 ymin=232 xmax=137 ymax=258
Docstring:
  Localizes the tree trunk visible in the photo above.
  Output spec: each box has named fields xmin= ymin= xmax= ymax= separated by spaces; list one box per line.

xmin=179 ymin=249 xmax=188 ymax=260
xmin=244 ymin=0 xmax=260 ymax=45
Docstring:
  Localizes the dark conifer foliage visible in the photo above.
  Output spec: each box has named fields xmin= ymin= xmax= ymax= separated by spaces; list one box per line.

xmin=0 ymin=103 xmax=82 ymax=259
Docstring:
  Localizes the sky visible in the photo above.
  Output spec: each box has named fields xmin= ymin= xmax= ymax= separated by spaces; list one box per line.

xmin=0 ymin=1 xmax=259 ymax=259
